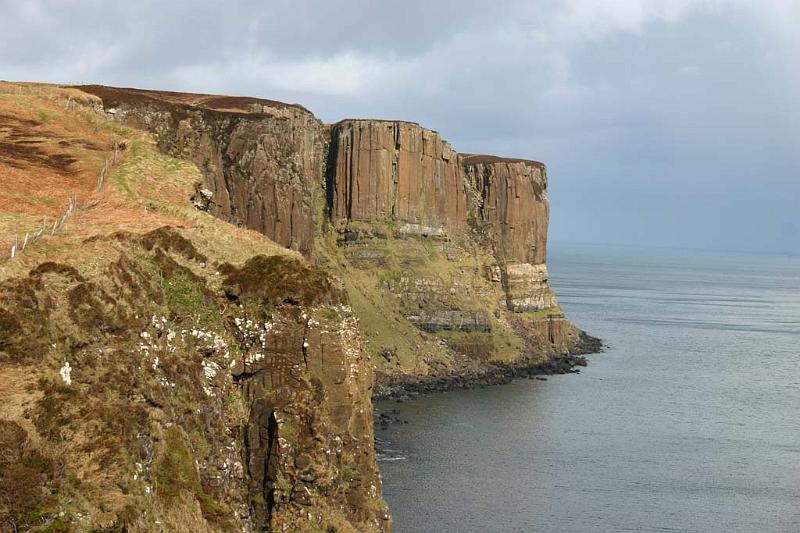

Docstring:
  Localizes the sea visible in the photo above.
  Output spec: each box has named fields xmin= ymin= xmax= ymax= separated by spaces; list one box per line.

xmin=375 ymin=243 xmax=800 ymax=532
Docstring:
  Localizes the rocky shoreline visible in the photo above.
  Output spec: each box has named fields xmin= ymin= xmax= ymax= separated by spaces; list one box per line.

xmin=373 ymin=332 xmax=602 ymax=402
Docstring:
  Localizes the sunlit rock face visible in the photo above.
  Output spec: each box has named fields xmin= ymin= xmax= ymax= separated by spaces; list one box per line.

xmin=73 ymin=85 xmax=592 ymax=518
xmin=327 ymin=119 xmax=468 ymax=233
xmin=79 ymin=85 xmax=326 ymax=255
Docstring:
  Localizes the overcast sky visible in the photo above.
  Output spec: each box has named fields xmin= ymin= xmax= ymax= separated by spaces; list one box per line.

xmin=2 ymin=0 xmax=798 ymax=254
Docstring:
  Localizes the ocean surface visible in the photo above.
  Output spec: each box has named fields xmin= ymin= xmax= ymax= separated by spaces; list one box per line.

xmin=375 ymin=244 xmax=800 ymax=532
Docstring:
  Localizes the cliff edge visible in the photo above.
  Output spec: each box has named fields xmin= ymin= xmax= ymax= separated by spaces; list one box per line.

xmin=74 ymin=85 xmax=598 ymax=399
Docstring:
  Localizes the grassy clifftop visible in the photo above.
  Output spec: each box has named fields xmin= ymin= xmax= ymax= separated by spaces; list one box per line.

xmin=0 ymin=82 xmax=293 ymax=276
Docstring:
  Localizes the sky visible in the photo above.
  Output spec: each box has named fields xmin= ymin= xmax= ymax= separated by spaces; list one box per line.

xmin=1 ymin=0 xmax=798 ymax=254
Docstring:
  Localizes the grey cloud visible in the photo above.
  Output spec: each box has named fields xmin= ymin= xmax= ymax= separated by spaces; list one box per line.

xmin=0 ymin=0 xmax=796 ymax=253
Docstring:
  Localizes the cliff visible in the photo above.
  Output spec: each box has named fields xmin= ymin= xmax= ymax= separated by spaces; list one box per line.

xmin=0 ymin=81 xmax=596 ymax=532
xmin=74 ymin=86 xmax=595 ymax=394
xmin=77 ymin=85 xmax=326 ymax=255
xmin=323 ymin=120 xmax=588 ymax=392
xmin=327 ymin=120 xmax=467 ymax=232
xmin=0 ymin=83 xmax=387 ymax=532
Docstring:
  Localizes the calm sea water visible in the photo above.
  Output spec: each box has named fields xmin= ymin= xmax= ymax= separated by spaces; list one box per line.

xmin=376 ymin=244 xmax=800 ymax=532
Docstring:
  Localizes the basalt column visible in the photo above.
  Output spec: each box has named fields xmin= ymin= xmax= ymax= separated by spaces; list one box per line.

xmin=78 ymin=85 xmax=326 ymax=255
xmin=327 ymin=120 xmax=468 ymax=233
xmin=462 ymin=156 xmax=559 ymax=313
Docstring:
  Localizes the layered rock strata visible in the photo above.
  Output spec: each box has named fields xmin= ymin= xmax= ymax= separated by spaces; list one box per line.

xmin=77 ymin=85 xmax=593 ymax=391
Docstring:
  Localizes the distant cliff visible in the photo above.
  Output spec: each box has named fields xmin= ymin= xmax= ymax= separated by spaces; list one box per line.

xmin=78 ymin=85 xmax=597 ymax=396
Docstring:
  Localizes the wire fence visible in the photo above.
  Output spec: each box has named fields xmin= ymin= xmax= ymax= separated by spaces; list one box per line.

xmin=6 ymin=139 xmax=120 ymax=260
xmin=0 ymin=83 xmax=81 ymax=111
xmin=8 ymin=196 xmax=76 ymax=259
xmin=2 ymin=83 xmax=120 ymax=261
xmin=96 ymin=141 xmax=119 ymax=191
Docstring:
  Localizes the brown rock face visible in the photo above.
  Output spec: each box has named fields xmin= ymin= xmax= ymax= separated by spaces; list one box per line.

xmin=326 ymin=120 xmax=561 ymax=339
xmin=460 ymin=157 xmax=559 ymax=329
xmin=462 ymin=156 xmax=549 ymax=265
xmin=327 ymin=120 xmax=468 ymax=233
xmin=222 ymin=255 xmax=386 ymax=530
xmin=78 ymin=87 xmax=553 ymax=272
xmin=78 ymin=85 xmax=326 ymax=255
xmin=326 ymin=120 xmax=550 ymax=268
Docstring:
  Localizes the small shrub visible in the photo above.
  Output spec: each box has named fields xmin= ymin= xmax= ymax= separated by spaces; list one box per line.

xmin=162 ymin=269 xmax=220 ymax=328
xmin=153 ymin=427 xmax=229 ymax=525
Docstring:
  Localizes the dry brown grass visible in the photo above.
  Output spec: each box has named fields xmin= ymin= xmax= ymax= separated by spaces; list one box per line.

xmin=0 ymin=418 xmax=64 ymax=532
xmin=76 ymin=84 xmax=305 ymax=113
xmin=127 ymin=492 xmax=217 ymax=533
xmin=0 ymin=81 xmax=117 ymax=254
xmin=0 ymin=81 xmax=295 ymax=281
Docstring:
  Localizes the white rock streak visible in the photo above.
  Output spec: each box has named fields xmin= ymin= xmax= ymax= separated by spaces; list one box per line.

xmin=60 ymin=361 xmax=72 ymax=385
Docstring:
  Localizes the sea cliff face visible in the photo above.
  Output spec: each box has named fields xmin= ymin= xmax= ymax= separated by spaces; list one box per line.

xmin=77 ymin=86 xmax=594 ymax=393
xmin=79 ymin=86 xmax=326 ymax=255
xmin=0 ymin=83 xmax=598 ymax=531
xmin=327 ymin=120 xmax=467 ymax=231
xmin=323 ymin=119 xmax=588 ymax=392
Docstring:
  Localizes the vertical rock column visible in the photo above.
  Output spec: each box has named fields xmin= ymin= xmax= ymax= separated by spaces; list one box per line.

xmin=462 ymin=156 xmax=559 ymax=313
xmin=78 ymin=85 xmax=327 ymax=255
xmin=327 ymin=120 xmax=468 ymax=233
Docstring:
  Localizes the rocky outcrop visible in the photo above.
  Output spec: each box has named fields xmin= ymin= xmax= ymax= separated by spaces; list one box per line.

xmin=221 ymin=255 xmax=387 ymax=530
xmin=0 ymin=228 xmax=389 ymax=532
xmin=79 ymin=85 xmax=326 ymax=255
xmin=405 ymin=310 xmax=492 ymax=333
xmin=327 ymin=120 xmax=467 ymax=234
xmin=503 ymin=262 xmax=559 ymax=312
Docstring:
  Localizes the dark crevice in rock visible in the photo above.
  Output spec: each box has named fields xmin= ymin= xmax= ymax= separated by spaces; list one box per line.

xmin=246 ymin=400 xmax=280 ymax=529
